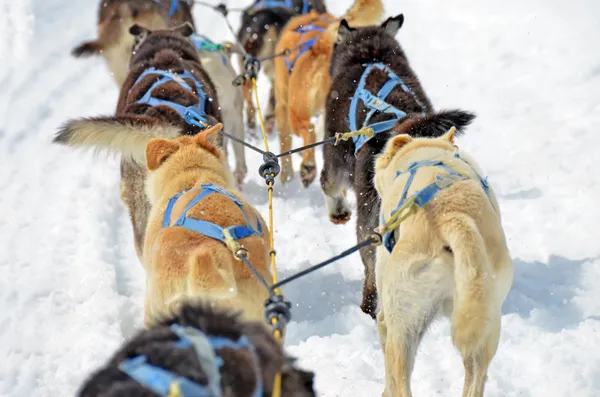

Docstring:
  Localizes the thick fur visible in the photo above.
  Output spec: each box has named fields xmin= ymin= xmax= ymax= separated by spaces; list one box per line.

xmin=236 ymin=0 xmax=327 ymax=132
xmin=143 ymin=124 xmax=272 ymax=326
xmin=320 ymin=16 xmax=475 ymax=317
xmin=373 ymin=130 xmax=513 ymax=397
xmin=77 ymin=302 xmax=315 ymax=397
xmin=195 ymin=45 xmax=248 ymax=188
xmin=55 ymin=25 xmax=222 ymax=263
xmin=274 ymin=0 xmax=385 ymax=188
xmin=72 ymin=0 xmax=195 ymax=86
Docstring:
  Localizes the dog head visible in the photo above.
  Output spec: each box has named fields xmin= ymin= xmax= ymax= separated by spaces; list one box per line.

xmin=374 ymin=127 xmax=458 ymax=194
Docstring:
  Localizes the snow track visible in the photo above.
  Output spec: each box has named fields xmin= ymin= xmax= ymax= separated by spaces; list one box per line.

xmin=1 ymin=0 xmax=599 ymax=396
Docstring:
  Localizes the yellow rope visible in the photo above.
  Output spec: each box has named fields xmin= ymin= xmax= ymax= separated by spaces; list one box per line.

xmin=251 ymin=77 xmax=283 ymax=397
xmin=378 ymin=197 xmax=417 ymax=235
xmin=334 ymin=127 xmax=374 ymax=145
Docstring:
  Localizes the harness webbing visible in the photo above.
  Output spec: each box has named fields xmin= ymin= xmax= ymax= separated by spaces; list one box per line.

xmin=348 ymin=62 xmax=426 ymax=154
xmin=382 ymin=153 xmax=491 ymax=253
xmin=190 ymin=33 xmax=229 ymax=66
xmin=284 ymin=16 xmax=331 ymax=72
xmin=118 ymin=324 xmax=263 ymax=397
xmin=252 ymin=0 xmax=309 ymax=14
xmin=130 ymin=67 xmax=209 ymax=129
xmin=162 ymin=183 xmax=262 ymax=247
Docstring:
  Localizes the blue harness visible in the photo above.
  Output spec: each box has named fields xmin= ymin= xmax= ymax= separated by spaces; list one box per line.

xmin=130 ymin=67 xmax=209 ymax=129
xmin=252 ymin=0 xmax=310 ymax=14
xmin=381 ymin=153 xmax=491 ymax=253
xmin=162 ymin=183 xmax=262 ymax=247
xmin=119 ymin=324 xmax=263 ymax=397
xmin=190 ymin=33 xmax=229 ymax=67
xmin=284 ymin=16 xmax=331 ymax=72
xmin=348 ymin=63 xmax=427 ymax=154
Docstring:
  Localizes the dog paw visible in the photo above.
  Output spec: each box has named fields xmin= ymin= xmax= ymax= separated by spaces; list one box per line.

xmin=265 ymin=116 xmax=276 ymax=136
xmin=234 ymin=169 xmax=247 ymax=189
xmin=329 ymin=209 xmax=352 ymax=225
xmin=246 ymin=118 xmax=256 ymax=131
xmin=300 ymin=163 xmax=317 ymax=188
xmin=280 ymin=166 xmax=294 ymax=184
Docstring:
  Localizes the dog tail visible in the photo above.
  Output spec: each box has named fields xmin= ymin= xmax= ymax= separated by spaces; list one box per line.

xmin=321 ymin=0 xmax=384 ymax=46
xmin=72 ymin=40 xmax=104 ymax=57
xmin=53 ymin=116 xmax=181 ymax=163
xmin=440 ymin=214 xmax=496 ymax=359
xmin=393 ymin=109 xmax=476 ymax=139
xmin=188 ymin=248 xmax=238 ymax=300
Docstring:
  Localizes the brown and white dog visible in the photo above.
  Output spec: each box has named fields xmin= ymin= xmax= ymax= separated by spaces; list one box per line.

xmin=55 ymin=23 xmax=222 ymax=263
xmin=142 ymin=124 xmax=272 ymax=326
xmin=273 ymin=0 xmax=384 ymax=187
xmin=373 ymin=129 xmax=513 ymax=397
xmin=72 ymin=0 xmax=195 ymax=86
xmin=236 ymin=0 xmax=326 ymax=133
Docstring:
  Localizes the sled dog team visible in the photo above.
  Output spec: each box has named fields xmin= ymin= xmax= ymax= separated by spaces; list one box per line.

xmin=57 ymin=0 xmax=514 ymax=396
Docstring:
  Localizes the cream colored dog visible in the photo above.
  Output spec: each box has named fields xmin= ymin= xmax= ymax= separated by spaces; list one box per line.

xmin=373 ymin=128 xmax=513 ymax=397
xmin=143 ymin=123 xmax=273 ymax=327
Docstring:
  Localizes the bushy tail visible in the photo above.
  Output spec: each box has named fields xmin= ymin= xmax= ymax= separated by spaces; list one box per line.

xmin=71 ymin=40 xmax=104 ymax=58
xmin=393 ymin=109 xmax=476 ymax=139
xmin=53 ymin=115 xmax=181 ymax=163
xmin=439 ymin=214 xmax=495 ymax=358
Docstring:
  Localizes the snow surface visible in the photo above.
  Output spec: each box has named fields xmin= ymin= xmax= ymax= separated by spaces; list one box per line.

xmin=1 ymin=0 xmax=599 ymax=396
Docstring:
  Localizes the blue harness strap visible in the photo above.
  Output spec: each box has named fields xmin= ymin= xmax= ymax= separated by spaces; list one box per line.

xmin=349 ymin=63 xmax=427 ymax=154
xmin=190 ymin=33 xmax=230 ymax=67
xmin=252 ymin=0 xmax=309 ymax=14
xmin=130 ymin=67 xmax=209 ymax=129
xmin=118 ymin=324 xmax=263 ymax=397
xmin=284 ymin=16 xmax=331 ymax=72
xmin=381 ymin=153 xmax=492 ymax=253
xmin=162 ymin=183 xmax=262 ymax=245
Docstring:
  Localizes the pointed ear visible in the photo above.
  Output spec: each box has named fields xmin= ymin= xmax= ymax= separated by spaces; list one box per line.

xmin=442 ymin=126 xmax=457 ymax=144
xmin=129 ymin=24 xmax=151 ymax=36
xmin=174 ymin=22 xmax=195 ymax=37
xmin=146 ymin=139 xmax=180 ymax=171
xmin=381 ymin=14 xmax=404 ymax=37
xmin=194 ymin=123 xmax=224 ymax=159
xmin=376 ymin=134 xmax=412 ymax=170
xmin=336 ymin=19 xmax=352 ymax=44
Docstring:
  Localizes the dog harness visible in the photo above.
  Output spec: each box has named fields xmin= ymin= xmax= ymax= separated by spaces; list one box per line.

xmin=162 ymin=183 xmax=262 ymax=250
xmin=381 ymin=153 xmax=491 ymax=253
xmin=151 ymin=0 xmax=193 ymax=17
xmin=284 ymin=15 xmax=332 ymax=72
xmin=348 ymin=62 xmax=427 ymax=154
xmin=131 ymin=66 xmax=209 ymax=129
xmin=190 ymin=33 xmax=229 ymax=67
xmin=252 ymin=0 xmax=310 ymax=14
xmin=119 ymin=323 xmax=263 ymax=397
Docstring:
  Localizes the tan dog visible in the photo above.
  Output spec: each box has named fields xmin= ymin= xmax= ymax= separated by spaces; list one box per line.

xmin=373 ymin=128 xmax=514 ymax=397
xmin=72 ymin=0 xmax=195 ymax=86
xmin=142 ymin=123 xmax=273 ymax=327
xmin=273 ymin=0 xmax=384 ymax=187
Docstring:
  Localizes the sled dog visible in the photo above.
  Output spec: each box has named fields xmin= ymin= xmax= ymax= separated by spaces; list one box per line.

xmin=55 ymin=24 xmax=222 ymax=262
xmin=142 ymin=124 xmax=272 ymax=326
xmin=320 ymin=15 xmax=475 ymax=316
xmin=274 ymin=0 xmax=384 ymax=187
xmin=72 ymin=0 xmax=195 ymax=87
xmin=373 ymin=129 xmax=514 ymax=397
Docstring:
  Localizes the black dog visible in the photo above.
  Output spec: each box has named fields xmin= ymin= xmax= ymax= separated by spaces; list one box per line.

xmin=320 ymin=14 xmax=475 ymax=318
xmin=236 ymin=0 xmax=327 ymax=132
xmin=77 ymin=303 xmax=315 ymax=397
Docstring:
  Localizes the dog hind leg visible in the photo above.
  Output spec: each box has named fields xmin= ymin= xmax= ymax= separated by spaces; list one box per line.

xmin=288 ymin=100 xmax=317 ymax=187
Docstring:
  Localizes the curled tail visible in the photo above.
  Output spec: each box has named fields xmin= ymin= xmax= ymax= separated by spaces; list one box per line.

xmin=393 ymin=109 xmax=476 ymax=139
xmin=188 ymin=248 xmax=238 ymax=301
xmin=71 ymin=40 xmax=104 ymax=57
xmin=439 ymin=213 xmax=494 ymax=358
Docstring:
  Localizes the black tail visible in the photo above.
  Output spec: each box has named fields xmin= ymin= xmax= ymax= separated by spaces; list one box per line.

xmin=71 ymin=40 xmax=103 ymax=58
xmin=394 ymin=109 xmax=476 ymax=138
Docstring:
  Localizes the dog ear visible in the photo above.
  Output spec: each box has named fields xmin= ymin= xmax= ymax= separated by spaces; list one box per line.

xmin=441 ymin=126 xmax=457 ymax=144
xmin=146 ymin=138 xmax=180 ymax=171
xmin=336 ymin=19 xmax=353 ymax=44
xmin=129 ymin=24 xmax=151 ymax=36
xmin=376 ymin=134 xmax=413 ymax=170
xmin=193 ymin=123 xmax=224 ymax=159
xmin=381 ymin=14 xmax=404 ymax=37
xmin=174 ymin=22 xmax=195 ymax=37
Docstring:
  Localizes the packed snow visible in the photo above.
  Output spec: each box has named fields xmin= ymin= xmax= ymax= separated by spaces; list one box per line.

xmin=1 ymin=0 xmax=599 ymax=396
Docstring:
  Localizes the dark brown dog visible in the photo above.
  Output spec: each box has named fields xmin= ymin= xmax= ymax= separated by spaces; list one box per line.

xmin=72 ymin=0 xmax=195 ymax=86
xmin=77 ymin=302 xmax=315 ymax=397
xmin=236 ymin=0 xmax=326 ymax=133
xmin=320 ymin=14 xmax=476 ymax=317
xmin=55 ymin=23 xmax=222 ymax=263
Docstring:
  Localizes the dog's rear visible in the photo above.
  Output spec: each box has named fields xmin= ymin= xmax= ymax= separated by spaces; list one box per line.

xmin=72 ymin=0 xmax=194 ymax=86
xmin=374 ymin=131 xmax=513 ymax=397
